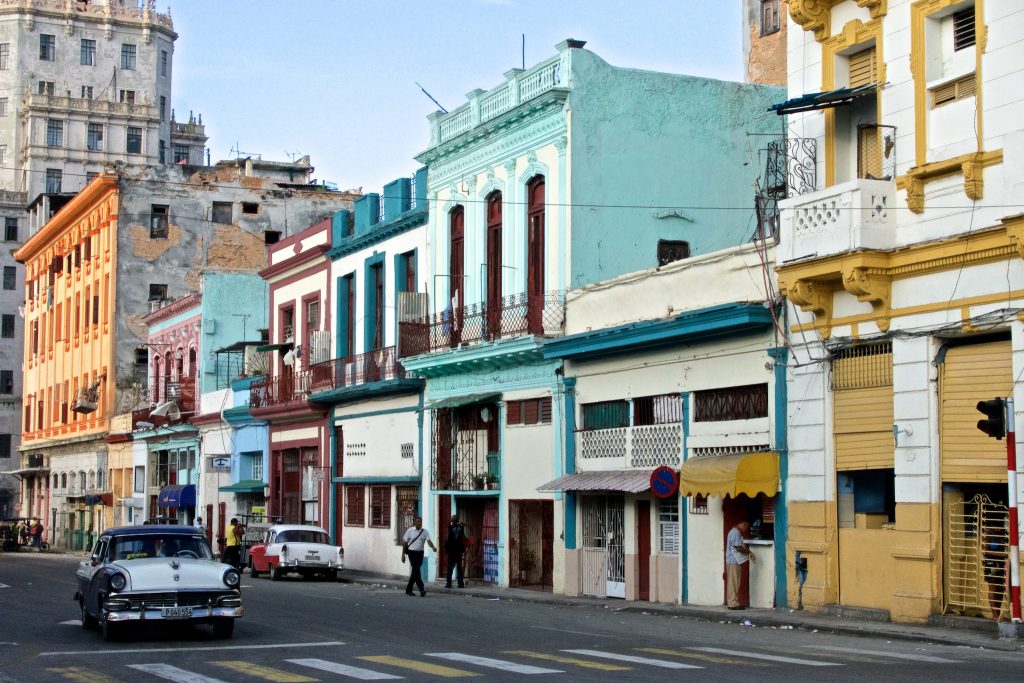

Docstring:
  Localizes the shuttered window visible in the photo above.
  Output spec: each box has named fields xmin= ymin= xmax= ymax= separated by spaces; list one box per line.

xmin=848 ymin=47 xmax=877 ymax=88
xmin=932 ymin=74 xmax=977 ymax=107
xmin=832 ymin=343 xmax=894 ymax=471
xmin=507 ymin=397 xmax=552 ymax=426
xmin=940 ymin=340 xmax=1012 ymax=483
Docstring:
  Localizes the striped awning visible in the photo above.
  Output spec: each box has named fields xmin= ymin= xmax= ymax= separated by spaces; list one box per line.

xmin=537 ymin=470 xmax=654 ymax=493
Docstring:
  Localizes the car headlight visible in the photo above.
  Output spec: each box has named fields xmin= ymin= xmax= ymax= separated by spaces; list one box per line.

xmin=223 ymin=569 xmax=240 ymax=588
xmin=108 ymin=572 xmax=126 ymax=592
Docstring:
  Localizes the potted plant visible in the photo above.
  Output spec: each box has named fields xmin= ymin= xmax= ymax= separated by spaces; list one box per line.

xmin=472 ymin=474 xmax=485 ymax=490
xmin=485 ymin=474 xmax=499 ymax=490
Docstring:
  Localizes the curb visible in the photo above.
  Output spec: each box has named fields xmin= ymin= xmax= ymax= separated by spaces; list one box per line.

xmin=341 ymin=571 xmax=1024 ymax=652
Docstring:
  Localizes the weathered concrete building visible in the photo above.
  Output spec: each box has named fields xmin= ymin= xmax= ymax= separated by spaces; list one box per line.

xmin=14 ymin=162 xmax=357 ymax=549
xmin=742 ymin=0 xmax=788 ymax=86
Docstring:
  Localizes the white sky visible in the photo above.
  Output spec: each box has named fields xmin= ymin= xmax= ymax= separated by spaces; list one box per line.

xmin=170 ymin=0 xmax=745 ymax=193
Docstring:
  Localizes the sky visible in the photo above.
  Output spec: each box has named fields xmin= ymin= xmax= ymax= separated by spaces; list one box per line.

xmin=169 ymin=1 xmax=745 ymax=194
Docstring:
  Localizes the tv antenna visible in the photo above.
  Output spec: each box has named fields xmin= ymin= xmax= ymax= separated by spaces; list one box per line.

xmin=230 ymin=143 xmax=262 ymax=160
xmin=284 ymin=150 xmax=304 ymax=162
xmin=415 ymin=82 xmax=447 ymax=113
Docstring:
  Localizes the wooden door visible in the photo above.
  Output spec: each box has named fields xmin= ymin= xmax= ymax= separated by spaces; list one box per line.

xmin=526 ymin=177 xmax=545 ymax=334
xmin=486 ymin=192 xmax=502 ymax=339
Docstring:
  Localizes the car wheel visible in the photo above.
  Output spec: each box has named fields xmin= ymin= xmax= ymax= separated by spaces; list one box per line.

xmin=212 ymin=618 xmax=234 ymax=639
xmin=80 ymin=601 xmax=97 ymax=630
xmin=300 ymin=571 xmax=312 ymax=581
xmin=270 ymin=567 xmax=283 ymax=581
xmin=101 ymin=616 xmax=120 ymax=642
xmin=326 ymin=569 xmax=338 ymax=582
xmin=249 ymin=563 xmax=260 ymax=579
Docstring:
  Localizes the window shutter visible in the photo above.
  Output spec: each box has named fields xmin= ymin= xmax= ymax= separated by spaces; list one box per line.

xmin=957 ymin=75 xmax=977 ymax=98
xmin=848 ymin=47 xmax=876 ymax=88
xmin=539 ymin=397 xmax=552 ymax=424
xmin=933 ymin=80 xmax=957 ymax=106
xmin=506 ymin=400 xmax=521 ymax=425
xmin=524 ymin=399 xmax=539 ymax=425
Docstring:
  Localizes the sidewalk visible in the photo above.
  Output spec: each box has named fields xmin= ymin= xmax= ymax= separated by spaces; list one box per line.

xmin=340 ymin=569 xmax=1024 ymax=652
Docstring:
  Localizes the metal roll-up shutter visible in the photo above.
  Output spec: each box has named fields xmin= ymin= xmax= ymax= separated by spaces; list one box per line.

xmin=832 ymin=343 xmax=894 ymax=471
xmin=940 ymin=340 xmax=1012 ymax=483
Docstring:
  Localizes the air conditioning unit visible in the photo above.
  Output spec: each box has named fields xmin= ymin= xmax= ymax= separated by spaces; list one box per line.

xmin=72 ymin=385 xmax=99 ymax=414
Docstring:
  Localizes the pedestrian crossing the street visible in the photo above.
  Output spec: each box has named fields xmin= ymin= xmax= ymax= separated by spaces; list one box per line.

xmin=40 ymin=643 xmax=967 ymax=681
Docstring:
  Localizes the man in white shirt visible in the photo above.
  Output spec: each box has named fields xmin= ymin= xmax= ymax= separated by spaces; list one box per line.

xmin=725 ymin=521 xmax=755 ymax=609
xmin=402 ymin=516 xmax=437 ymax=596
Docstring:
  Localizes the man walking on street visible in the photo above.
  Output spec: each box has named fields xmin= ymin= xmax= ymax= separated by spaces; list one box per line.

xmin=444 ymin=514 xmax=467 ymax=588
xmin=726 ymin=521 xmax=755 ymax=609
xmin=401 ymin=516 xmax=437 ymax=597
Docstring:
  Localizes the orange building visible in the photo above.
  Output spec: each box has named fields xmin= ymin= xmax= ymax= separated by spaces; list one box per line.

xmin=14 ymin=175 xmax=118 ymax=549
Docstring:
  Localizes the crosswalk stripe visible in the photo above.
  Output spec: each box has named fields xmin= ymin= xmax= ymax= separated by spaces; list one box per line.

xmin=803 ymin=645 xmax=962 ymax=663
xmin=636 ymin=647 xmax=769 ymax=666
xmin=562 ymin=649 xmax=702 ymax=669
xmin=287 ymin=658 xmax=401 ymax=680
xmin=691 ymin=647 xmax=841 ymax=667
xmin=46 ymin=666 xmax=119 ymax=683
xmin=210 ymin=660 xmax=318 ymax=682
xmin=126 ymin=663 xmax=229 ymax=683
xmin=503 ymin=650 xmax=632 ymax=671
xmin=426 ymin=652 xmax=562 ymax=674
xmin=358 ymin=655 xmax=479 ymax=677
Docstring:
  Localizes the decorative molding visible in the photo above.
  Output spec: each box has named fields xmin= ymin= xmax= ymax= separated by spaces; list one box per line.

xmin=842 ymin=265 xmax=891 ymax=332
xmin=858 ymin=0 xmax=888 ymax=20
xmin=789 ymin=0 xmax=834 ymax=42
xmin=786 ymin=279 xmax=835 ymax=339
xmin=896 ymin=149 xmax=1002 ymax=213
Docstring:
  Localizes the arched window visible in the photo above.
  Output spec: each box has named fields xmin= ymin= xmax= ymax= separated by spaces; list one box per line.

xmin=52 ymin=474 xmax=58 ymax=489
xmin=69 ymin=471 xmax=76 ymax=491
xmin=485 ymin=191 xmax=503 ymax=337
xmin=96 ymin=469 xmax=104 ymax=490
xmin=526 ymin=176 xmax=546 ymax=333
xmin=79 ymin=470 xmax=86 ymax=493
xmin=88 ymin=470 xmax=95 ymax=491
xmin=188 ymin=347 xmax=197 ymax=377
xmin=60 ymin=472 xmax=67 ymax=489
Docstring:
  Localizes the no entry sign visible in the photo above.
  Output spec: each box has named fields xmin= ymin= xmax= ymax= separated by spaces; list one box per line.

xmin=650 ymin=465 xmax=679 ymax=499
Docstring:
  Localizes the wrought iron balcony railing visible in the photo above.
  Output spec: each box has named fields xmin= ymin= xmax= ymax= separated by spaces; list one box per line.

xmin=307 ymin=346 xmax=408 ymax=394
xmin=249 ymin=372 xmax=310 ymax=410
xmin=399 ymin=290 xmax=565 ymax=357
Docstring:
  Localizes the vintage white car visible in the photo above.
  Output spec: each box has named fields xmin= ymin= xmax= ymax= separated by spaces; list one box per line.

xmin=75 ymin=525 xmax=243 ymax=641
xmin=248 ymin=524 xmax=344 ymax=581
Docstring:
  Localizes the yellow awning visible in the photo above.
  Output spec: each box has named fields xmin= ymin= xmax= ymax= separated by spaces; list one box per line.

xmin=679 ymin=451 xmax=779 ymax=498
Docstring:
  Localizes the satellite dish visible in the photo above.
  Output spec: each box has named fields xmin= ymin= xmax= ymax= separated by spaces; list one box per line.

xmin=150 ymin=401 xmax=181 ymax=419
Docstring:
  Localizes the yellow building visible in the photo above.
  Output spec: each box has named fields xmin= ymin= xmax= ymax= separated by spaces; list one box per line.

xmin=773 ymin=0 xmax=1022 ymax=623
xmin=15 ymin=176 xmax=119 ymax=550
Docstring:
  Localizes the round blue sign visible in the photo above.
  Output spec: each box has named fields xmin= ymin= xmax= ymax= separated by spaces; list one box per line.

xmin=650 ymin=465 xmax=679 ymax=499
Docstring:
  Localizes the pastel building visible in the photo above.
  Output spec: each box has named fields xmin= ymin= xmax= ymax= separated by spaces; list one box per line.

xmin=774 ymin=0 xmax=1024 ymax=622
xmin=401 ymin=39 xmax=783 ymax=589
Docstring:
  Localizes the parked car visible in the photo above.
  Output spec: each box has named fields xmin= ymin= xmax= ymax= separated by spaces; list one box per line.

xmin=75 ymin=525 xmax=243 ymax=641
xmin=248 ymin=524 xmax=344 ymax=581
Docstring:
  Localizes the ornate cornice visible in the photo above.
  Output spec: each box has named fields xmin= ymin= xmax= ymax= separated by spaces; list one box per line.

xmin=787 ymin=279 xmax=835 ymax=339
xmin=843 ymin=265 xmax=891 ymax=332
xmin=790 ymin=0 xmax=887 ymax=42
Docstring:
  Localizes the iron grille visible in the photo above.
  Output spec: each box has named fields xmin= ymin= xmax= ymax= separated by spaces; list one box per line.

xmin=945 ymin=494 xmax=1009 ymax=618
xmin=694 ymin=384 xmax=768 ymax=422
xmin=857 ymin=124 xmax=896 ymax=181
xmin=431 ymin=404 xmax=499 ymax=491
xmin=509 ymin=499 xmax=553 ymax=589
xmin=831 ymin=342 xmax=893 ymax=390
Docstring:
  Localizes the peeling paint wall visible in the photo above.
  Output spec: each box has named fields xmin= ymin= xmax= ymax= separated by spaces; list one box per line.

xmin=742 ymin=0 xmax=788 ymax=86
xmin=113 ymin=165 xmax=356 ymax=392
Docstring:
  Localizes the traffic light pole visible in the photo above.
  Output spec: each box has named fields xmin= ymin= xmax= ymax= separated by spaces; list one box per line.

xmin=1006 ymin=396 xmax=1021 ymax=623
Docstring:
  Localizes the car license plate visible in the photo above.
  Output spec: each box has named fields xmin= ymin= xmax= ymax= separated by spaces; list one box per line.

xmin=161 ymin=606 xmax=193 ymax=619
xmin=305 ymin=552 xmax=319 ymax=560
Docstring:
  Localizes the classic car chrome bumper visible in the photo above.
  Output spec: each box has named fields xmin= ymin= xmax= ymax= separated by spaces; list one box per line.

xmin=106 ymin=605 xmax=244 ymax=622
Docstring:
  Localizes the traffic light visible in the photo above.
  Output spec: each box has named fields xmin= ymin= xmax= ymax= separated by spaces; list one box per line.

xmin=976 ymin=397 xmax=1005 ymax=440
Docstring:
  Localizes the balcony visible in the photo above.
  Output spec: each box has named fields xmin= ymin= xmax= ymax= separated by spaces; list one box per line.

xmin=249 ymin=372 xmax=310 ymax=410
xmin=399 ymin=291 xmax=565 ymax=357
xmin=431 ymin=403 xmax=501 ymax=492
xmin=307 ymin=346 xmax=413 ymax=395
xmin=25 ymin=92 xmax=159 ymax=120
xmin=576 ymin=424 xmax=682 ymax=470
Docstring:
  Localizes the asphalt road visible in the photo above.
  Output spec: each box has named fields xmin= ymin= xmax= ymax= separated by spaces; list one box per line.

xmin=0 ymin=551 xmax=1020 ymax=682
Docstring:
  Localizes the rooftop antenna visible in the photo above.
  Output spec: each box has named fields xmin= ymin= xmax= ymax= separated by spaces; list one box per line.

xmin=416 ymin=82 xmax=448 ymax=114
xmin=522 ymin=34 xmax=525 ymax=70
xmin=284 ymin=150 xmax=303 ymax=162
xmin=230 ymin=143 xmax=262 ymax=160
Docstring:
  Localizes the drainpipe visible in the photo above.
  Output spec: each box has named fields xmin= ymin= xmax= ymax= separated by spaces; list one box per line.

xmin=681 ymin=391 xmax=689 ymax=604
xmin=769 ymin=345 xmax=789 ymax=609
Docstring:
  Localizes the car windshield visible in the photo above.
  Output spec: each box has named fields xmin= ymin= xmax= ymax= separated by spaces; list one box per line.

xmin=110 ymin=534 xmax=213 ymax=561
xmin=276 ymin=529 xmax=330 ymax=544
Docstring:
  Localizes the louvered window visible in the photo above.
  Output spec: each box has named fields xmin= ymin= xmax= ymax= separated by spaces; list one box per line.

xmin=848 ymin=47 xmax=876 ymax=88
xmin=507 ymin=397 xmax=552 ymax=426
xmin=953 ymin=7 xmax=975 ymax=52
xmin=932 ymin=74 xmax=976 ymax=107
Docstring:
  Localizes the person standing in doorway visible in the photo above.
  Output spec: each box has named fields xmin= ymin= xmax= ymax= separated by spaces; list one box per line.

xmin=444 ymin=514 xmax=467 ymax=588
xmin=725 ymin=521 xmax=755 ymax=609
xmin=223 ymin=518 xmax=244 ymax=569
xmin=401 ymin=516 xmax=437 ymax=596
xmin=195 ymin=516 xmax=206 ymax=536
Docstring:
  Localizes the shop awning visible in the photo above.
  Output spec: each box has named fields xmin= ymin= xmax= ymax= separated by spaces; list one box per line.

xmin=157 ymin=484 xmax=196 ymax=508
xmin=769 ymin=84 xmax=877 ymax=115
xmin=425 ymin=393 xmax=500 ymax=410
xmin=255 ymin=342 xmax=292 ymax=352
xmin=218 ymin=479 xmax=266 ymax=493
xmin=679 ymin=451 xmax=779 ymax=498
xmin=537 ymin=470 xmax=654 ymax=493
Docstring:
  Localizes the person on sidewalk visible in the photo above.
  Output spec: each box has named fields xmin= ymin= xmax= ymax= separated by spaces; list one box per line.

xmin=223 ymin=518 xmax=244 ymax=569
xmin=726 ymin=521 xmax=755 ymax=610
xmin=401 ymin=516 xmax=437 ymax=597
xmin=444 ymin=514 xmax=467 ymax=588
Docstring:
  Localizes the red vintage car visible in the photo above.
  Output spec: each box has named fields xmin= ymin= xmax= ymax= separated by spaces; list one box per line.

xmin=248 ymin=524 xmax=344 ymax=581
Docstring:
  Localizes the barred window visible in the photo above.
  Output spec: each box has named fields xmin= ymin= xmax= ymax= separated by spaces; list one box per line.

xmin=345 ymin=485 xmax=365 ymax=526
xmin=694 ymin=384 xmax=768 ymax=422
xmin=690 ymin=494 xmax=709 ymax=515
xmin=634 ymin=394 xmax=682 ymax=426
xmin=369 ymin=485 xmax=391 ymax=529
xmin=658 ymin=498 xmax=679 ymax=554
xmin=395 ymin=486 xmax=418 ymax=544
xmin=581 ymin=400 xmax=629 ymax=430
